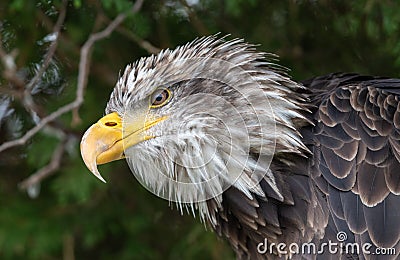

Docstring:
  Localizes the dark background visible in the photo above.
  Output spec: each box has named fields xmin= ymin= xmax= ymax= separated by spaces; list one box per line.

xmin=1 ymin=0 xmax=399 ymax=259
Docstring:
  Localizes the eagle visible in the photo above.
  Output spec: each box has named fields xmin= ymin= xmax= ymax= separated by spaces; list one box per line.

xmin=80 ymin=36 xmax=400 ymax=259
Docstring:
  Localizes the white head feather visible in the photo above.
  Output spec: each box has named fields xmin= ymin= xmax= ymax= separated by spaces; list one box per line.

xmin=105 ymin=36 xmax=308 ymax=225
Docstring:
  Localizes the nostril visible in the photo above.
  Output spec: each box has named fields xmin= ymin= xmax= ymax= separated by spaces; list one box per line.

xmin=105 ymin=122 xmax=117 ymax=127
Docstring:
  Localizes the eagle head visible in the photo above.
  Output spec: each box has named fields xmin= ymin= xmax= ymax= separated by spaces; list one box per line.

xmin=80 ymin=36 xmax=307 ymax=222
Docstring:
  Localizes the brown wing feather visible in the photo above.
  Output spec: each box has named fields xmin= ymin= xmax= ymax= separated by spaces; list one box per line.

xmin=302 ymin=73 xmax=400 ymax=255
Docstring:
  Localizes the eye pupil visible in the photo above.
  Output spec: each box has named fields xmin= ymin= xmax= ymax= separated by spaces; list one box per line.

xmin=151 ymin=89 xmax=171 ymax=107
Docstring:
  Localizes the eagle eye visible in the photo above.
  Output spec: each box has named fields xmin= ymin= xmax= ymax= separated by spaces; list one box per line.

xmin=150 ymin=88 xmax=172 ymax=108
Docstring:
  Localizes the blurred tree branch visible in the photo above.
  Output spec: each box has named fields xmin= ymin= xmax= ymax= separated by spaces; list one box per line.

xmin=25 ymin=0 xmax=67 ymax=94
xmin=116 ymin=26 xmax=160 ymax=54
xmin=63 ymin=233 xmax=75 ymax=260
xmin=18 ymin=138 xmax=66 ymax=191
xmin=0 ymin=0 xmax=145 ymax=153
xmin=5 ymin=0 xmax=146 ymax=193
xmin=179 ymin=0 xmax=209 ymax=35
xmin=93 ymin=0 xmax=159 ymax=54
xmin=71 ymin=0 xmax=144 ymax=125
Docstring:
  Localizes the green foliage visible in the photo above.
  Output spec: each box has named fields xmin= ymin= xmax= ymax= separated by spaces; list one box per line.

xmin=1 ymin=0 xmax=400 ymax=259
xmin=225 ymin=0 xmax=258 ymax=16
xmin=101 ymin=0 xmax=133 ymax=13
xmin=73 ymin=0 xmax=82 ymax=8
xmin=8 ymin=0 xmax=24 ymax=11
xmin=51 ymin=162 xmax=100 ymax=205
xmin=27 ymin=133 xmax=59 ymax=169
xmin=127 ymin=13 xmax=152 ymax=38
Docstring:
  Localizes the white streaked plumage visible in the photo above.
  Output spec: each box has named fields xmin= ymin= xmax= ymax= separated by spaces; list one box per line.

xmin=104 ymin=36 xmax=308 ymax=225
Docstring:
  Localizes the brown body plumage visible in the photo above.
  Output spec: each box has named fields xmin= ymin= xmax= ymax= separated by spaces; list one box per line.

xmin=80 ymin=36 xmax=400 ymax=259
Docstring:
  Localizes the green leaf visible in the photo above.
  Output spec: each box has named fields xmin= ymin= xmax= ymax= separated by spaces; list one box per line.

xmin=9 ymin=0 xmax=25 ymax=12
xmin=73 ymin=0 xmax=82 ymax=8
xmin=26 ymin=133 xmax=59 ymax=169
xmin=50 ymin=154 xmax=107 ymax=206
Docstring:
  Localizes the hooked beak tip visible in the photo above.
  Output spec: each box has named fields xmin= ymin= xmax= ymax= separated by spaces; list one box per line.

xmin=93 ymin=169 xmax=107 ymax=183
xmin=80 ymin=113 xmax=124 ymax=184
xmin=80 ymin=141 xmax=107 ymax=183
xmin=81 ymin=151 xmax=107 ymax=183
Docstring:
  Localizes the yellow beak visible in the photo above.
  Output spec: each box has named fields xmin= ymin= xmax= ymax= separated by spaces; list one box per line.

xmin=80 ymin=112 xmax=166 ymax=183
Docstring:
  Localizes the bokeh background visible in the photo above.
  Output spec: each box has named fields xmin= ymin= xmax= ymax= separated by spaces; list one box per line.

xmin=1 ymin=0 xmax=400 ymax=259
